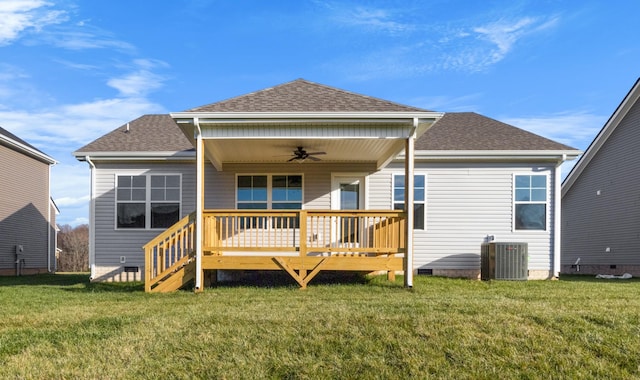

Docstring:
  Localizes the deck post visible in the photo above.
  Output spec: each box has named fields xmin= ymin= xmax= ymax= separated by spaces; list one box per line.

xmin=195 ymin=119 xmax=204 ymax=292
xmin=299 ymin=210 xmax=308 ymax=279
xmin=404 ymin=120 xmax=416 ymax=288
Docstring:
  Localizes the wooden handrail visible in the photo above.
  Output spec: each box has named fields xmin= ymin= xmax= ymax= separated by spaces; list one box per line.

xmin=144 ymin=212 xmax=197 ymax=292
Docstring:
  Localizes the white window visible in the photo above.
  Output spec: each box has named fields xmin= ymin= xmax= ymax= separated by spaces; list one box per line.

xmin=393 ymin=174 xmax=426 ymax=230
xmin=116 ymin=174 xmax=181 ymax=229
xmin=514 ymin=174 xmax=547 ymax=230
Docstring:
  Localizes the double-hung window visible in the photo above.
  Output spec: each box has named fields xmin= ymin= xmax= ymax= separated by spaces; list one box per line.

xmin=393 ymin=174 xmax=426 ymax=230
xmin=514 ymin=174 xmax=547 ymax=230
xmin=116 ymin=174 xmax=181 ymax=229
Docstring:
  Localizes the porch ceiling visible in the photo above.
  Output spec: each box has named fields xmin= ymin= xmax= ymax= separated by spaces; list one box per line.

xmin=171 ymin=112 xmax=443 ymax=170
xmin=202 ymin=138 xmax=404 ymax=165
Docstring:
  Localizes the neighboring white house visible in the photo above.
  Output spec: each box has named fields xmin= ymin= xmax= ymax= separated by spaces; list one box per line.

xmin=562 ymin=78 xmax=640 ymax=276
xmin=73 ymin=79 xmax=580 ymax=287
xmin=1 ymin=126 xmax=58 ymax=276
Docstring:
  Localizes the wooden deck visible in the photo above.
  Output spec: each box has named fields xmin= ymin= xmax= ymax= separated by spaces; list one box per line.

xmin=144 ymin=210 xmax=406 ymax=292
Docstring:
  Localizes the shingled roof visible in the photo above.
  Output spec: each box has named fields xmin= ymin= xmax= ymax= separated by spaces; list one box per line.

xmin=75 ymin=82 xmax=577 ymax=155
xmin=417 ymin=112 xmax=576 ymax=151
xmin=187 ymin=79 xmax=430 ymax=113
xmin=74 ymin=114 xmax=192 ymax=154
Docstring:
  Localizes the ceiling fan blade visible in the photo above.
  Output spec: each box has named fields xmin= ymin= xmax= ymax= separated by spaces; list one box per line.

xmin=287 ymin=156 xmax=298 ymax=162
xmin=306 ymin=151 xmax=326 ymax=155
xmin=307 ymin=156 xmax=321 ymax=161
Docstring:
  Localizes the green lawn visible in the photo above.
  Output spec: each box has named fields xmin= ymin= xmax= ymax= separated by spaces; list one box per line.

xmin=0 ymin=273 xmax=639 ymax=379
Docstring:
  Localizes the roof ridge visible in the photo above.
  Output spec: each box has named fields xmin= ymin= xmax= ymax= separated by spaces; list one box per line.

xmin=185 ymin=79 xmax=429 ymax=112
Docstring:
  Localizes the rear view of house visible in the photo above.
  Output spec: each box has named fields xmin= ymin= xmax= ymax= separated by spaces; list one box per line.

xmin=562 ymin=78 xmax=640 ymax=275
xmin=74 ymin=79 xmax=580 ymax=291
xmin=0 ymin=126 xmax=57 ymax=275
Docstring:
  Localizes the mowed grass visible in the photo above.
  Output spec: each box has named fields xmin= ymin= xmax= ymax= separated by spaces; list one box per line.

xmin=1 ymin=273 xmax=639 ymax=379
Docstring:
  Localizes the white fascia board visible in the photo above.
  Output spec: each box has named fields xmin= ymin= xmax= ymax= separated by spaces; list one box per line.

xmin=171 ymin=112 xmax=443 ymax=130
xmin=403 ymin=150 xmax=582 ymax=162
xmin=73 ymin=151 xmax=196 ymax=161
xmin=171 ymin=111 xmax=442 ymax=120
xmin=0 ymin=134 xmax=57 ymax=164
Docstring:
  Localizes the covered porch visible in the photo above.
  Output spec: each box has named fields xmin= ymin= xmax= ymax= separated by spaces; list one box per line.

xmin=143 ymin=95 xmax=441 ymax=292
xmin=143 ymin=111 xmax=441 ymax=292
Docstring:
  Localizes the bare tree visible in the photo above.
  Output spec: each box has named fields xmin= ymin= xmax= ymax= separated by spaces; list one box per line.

xmin=57 ymin=224 xmax=89 ymax=272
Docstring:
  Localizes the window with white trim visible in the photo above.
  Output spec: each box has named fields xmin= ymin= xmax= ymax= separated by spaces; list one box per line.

xmin=116 ymin=174 xmax=181 ymax=229
xmin=237 ymin=174 xmax=303 ymax=227
xmin=393 ymin=174 xmax=425 ymax=230
xmin=514 ymin=174 xmax=547 ymax=230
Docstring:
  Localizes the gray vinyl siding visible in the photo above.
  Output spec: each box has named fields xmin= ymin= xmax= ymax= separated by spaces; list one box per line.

xmin=92 ymin=159 xmax=559 ymax=279
xmin=92 ymin=161 xmax=376 ymax=279
xmin=562 ymin=98 xmax=640 ymax=268
xmin=216 ymin=163 xmax=377 ymax=210
xmin=92 ymin=162 xmax=197 ymax=279
xmin=0 ymin=144 xmax=51 ymax=271
xmin=371 ymin=162 xmax=557 ymax=272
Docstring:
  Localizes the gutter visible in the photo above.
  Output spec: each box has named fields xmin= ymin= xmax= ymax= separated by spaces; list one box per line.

xmin=86 ymin=156 xmax=96 ymax=281
xmin=48 ymin=164 xmax=53 ymax=272
xmin=409 ymin=150 xmax=582 ymax=162
xmin=553 ymin=154 xmax=567 ymax=278
xmin=0 ymin=134 xmax=56 ymax=164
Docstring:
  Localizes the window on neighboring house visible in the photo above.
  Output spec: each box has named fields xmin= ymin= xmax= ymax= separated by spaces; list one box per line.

xmin=393 ymin=174 xmax=425 ymax=230
xmin=116 ymin=174 xmax=181 ymax=229
xmin=514 ymin=174 xmax=547 ymax=230
xmin=237 ymin=174 xmax=303 ymax=228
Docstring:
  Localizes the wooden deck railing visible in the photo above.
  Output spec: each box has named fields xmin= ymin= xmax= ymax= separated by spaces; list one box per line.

xmin=202 ymin=210 xmax=406 ymax=256
xmin=143 ymin=212 xmax=197 ymax=292
xmin=144 ymin=210 xmax=405 ymax=291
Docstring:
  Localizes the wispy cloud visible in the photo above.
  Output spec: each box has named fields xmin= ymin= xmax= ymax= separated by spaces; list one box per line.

xmin=315 ymin=1 xmax=414 ymax=35
xmin=0 ymin=94 xmax=166 ymax=148
xmin=0 ymin=0 xmax=68 ymax=45
xmin=472 ymin=16 xmax=559 ymax=65
xmin=107 ymin=59 xmax=169 ymax=97
xmin=44 ymin=27 xmax=136 ymax=52
xmin=326 ymin=4 xmax=561 ymax=78
xmin=336 ymin=6 xmax=414 ymax=34
xmin=502 ymin=111 xmax=603 ymax=149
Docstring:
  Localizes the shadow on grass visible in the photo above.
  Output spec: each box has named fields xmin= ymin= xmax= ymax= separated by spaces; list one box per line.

xmin=0 ymin=273 xmax=90 ymax=287
xmin=0 ymin=271 xmax=402 ymax=293
xmin=0 ymin=273 xmax=145 ymax=292
xmin=207 ymin=270 xmax=372 ymax=289
xmin=559 ymin=273 xmax=640 ymax=283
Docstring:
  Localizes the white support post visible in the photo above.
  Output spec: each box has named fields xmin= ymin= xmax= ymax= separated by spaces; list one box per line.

xmin=404 ymin=120 xmax=416 ymax=288
xmin=195 ymin=120 xmax=203 ymax=291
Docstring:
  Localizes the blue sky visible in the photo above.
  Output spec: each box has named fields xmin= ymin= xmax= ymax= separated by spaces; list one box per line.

xmin=1 ymin=0 xmax=639 ymax=226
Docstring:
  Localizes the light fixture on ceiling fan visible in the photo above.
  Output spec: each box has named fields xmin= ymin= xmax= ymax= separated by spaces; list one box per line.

xmin=288 ymin=146 xmax=326 ymax=162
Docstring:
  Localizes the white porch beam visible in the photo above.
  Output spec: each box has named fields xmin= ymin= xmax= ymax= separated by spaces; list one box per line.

xmin=404 ymin=119 xmax=417 ymax=288
xmin=195 ymin=119 xmax=204 ymax=292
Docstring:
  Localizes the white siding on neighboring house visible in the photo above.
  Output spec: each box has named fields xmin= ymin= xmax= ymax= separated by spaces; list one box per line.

xmin=371 ymin=162 xmax=557 ymax=277
xmin=562 ymin=96 xmax=640 ymax=274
